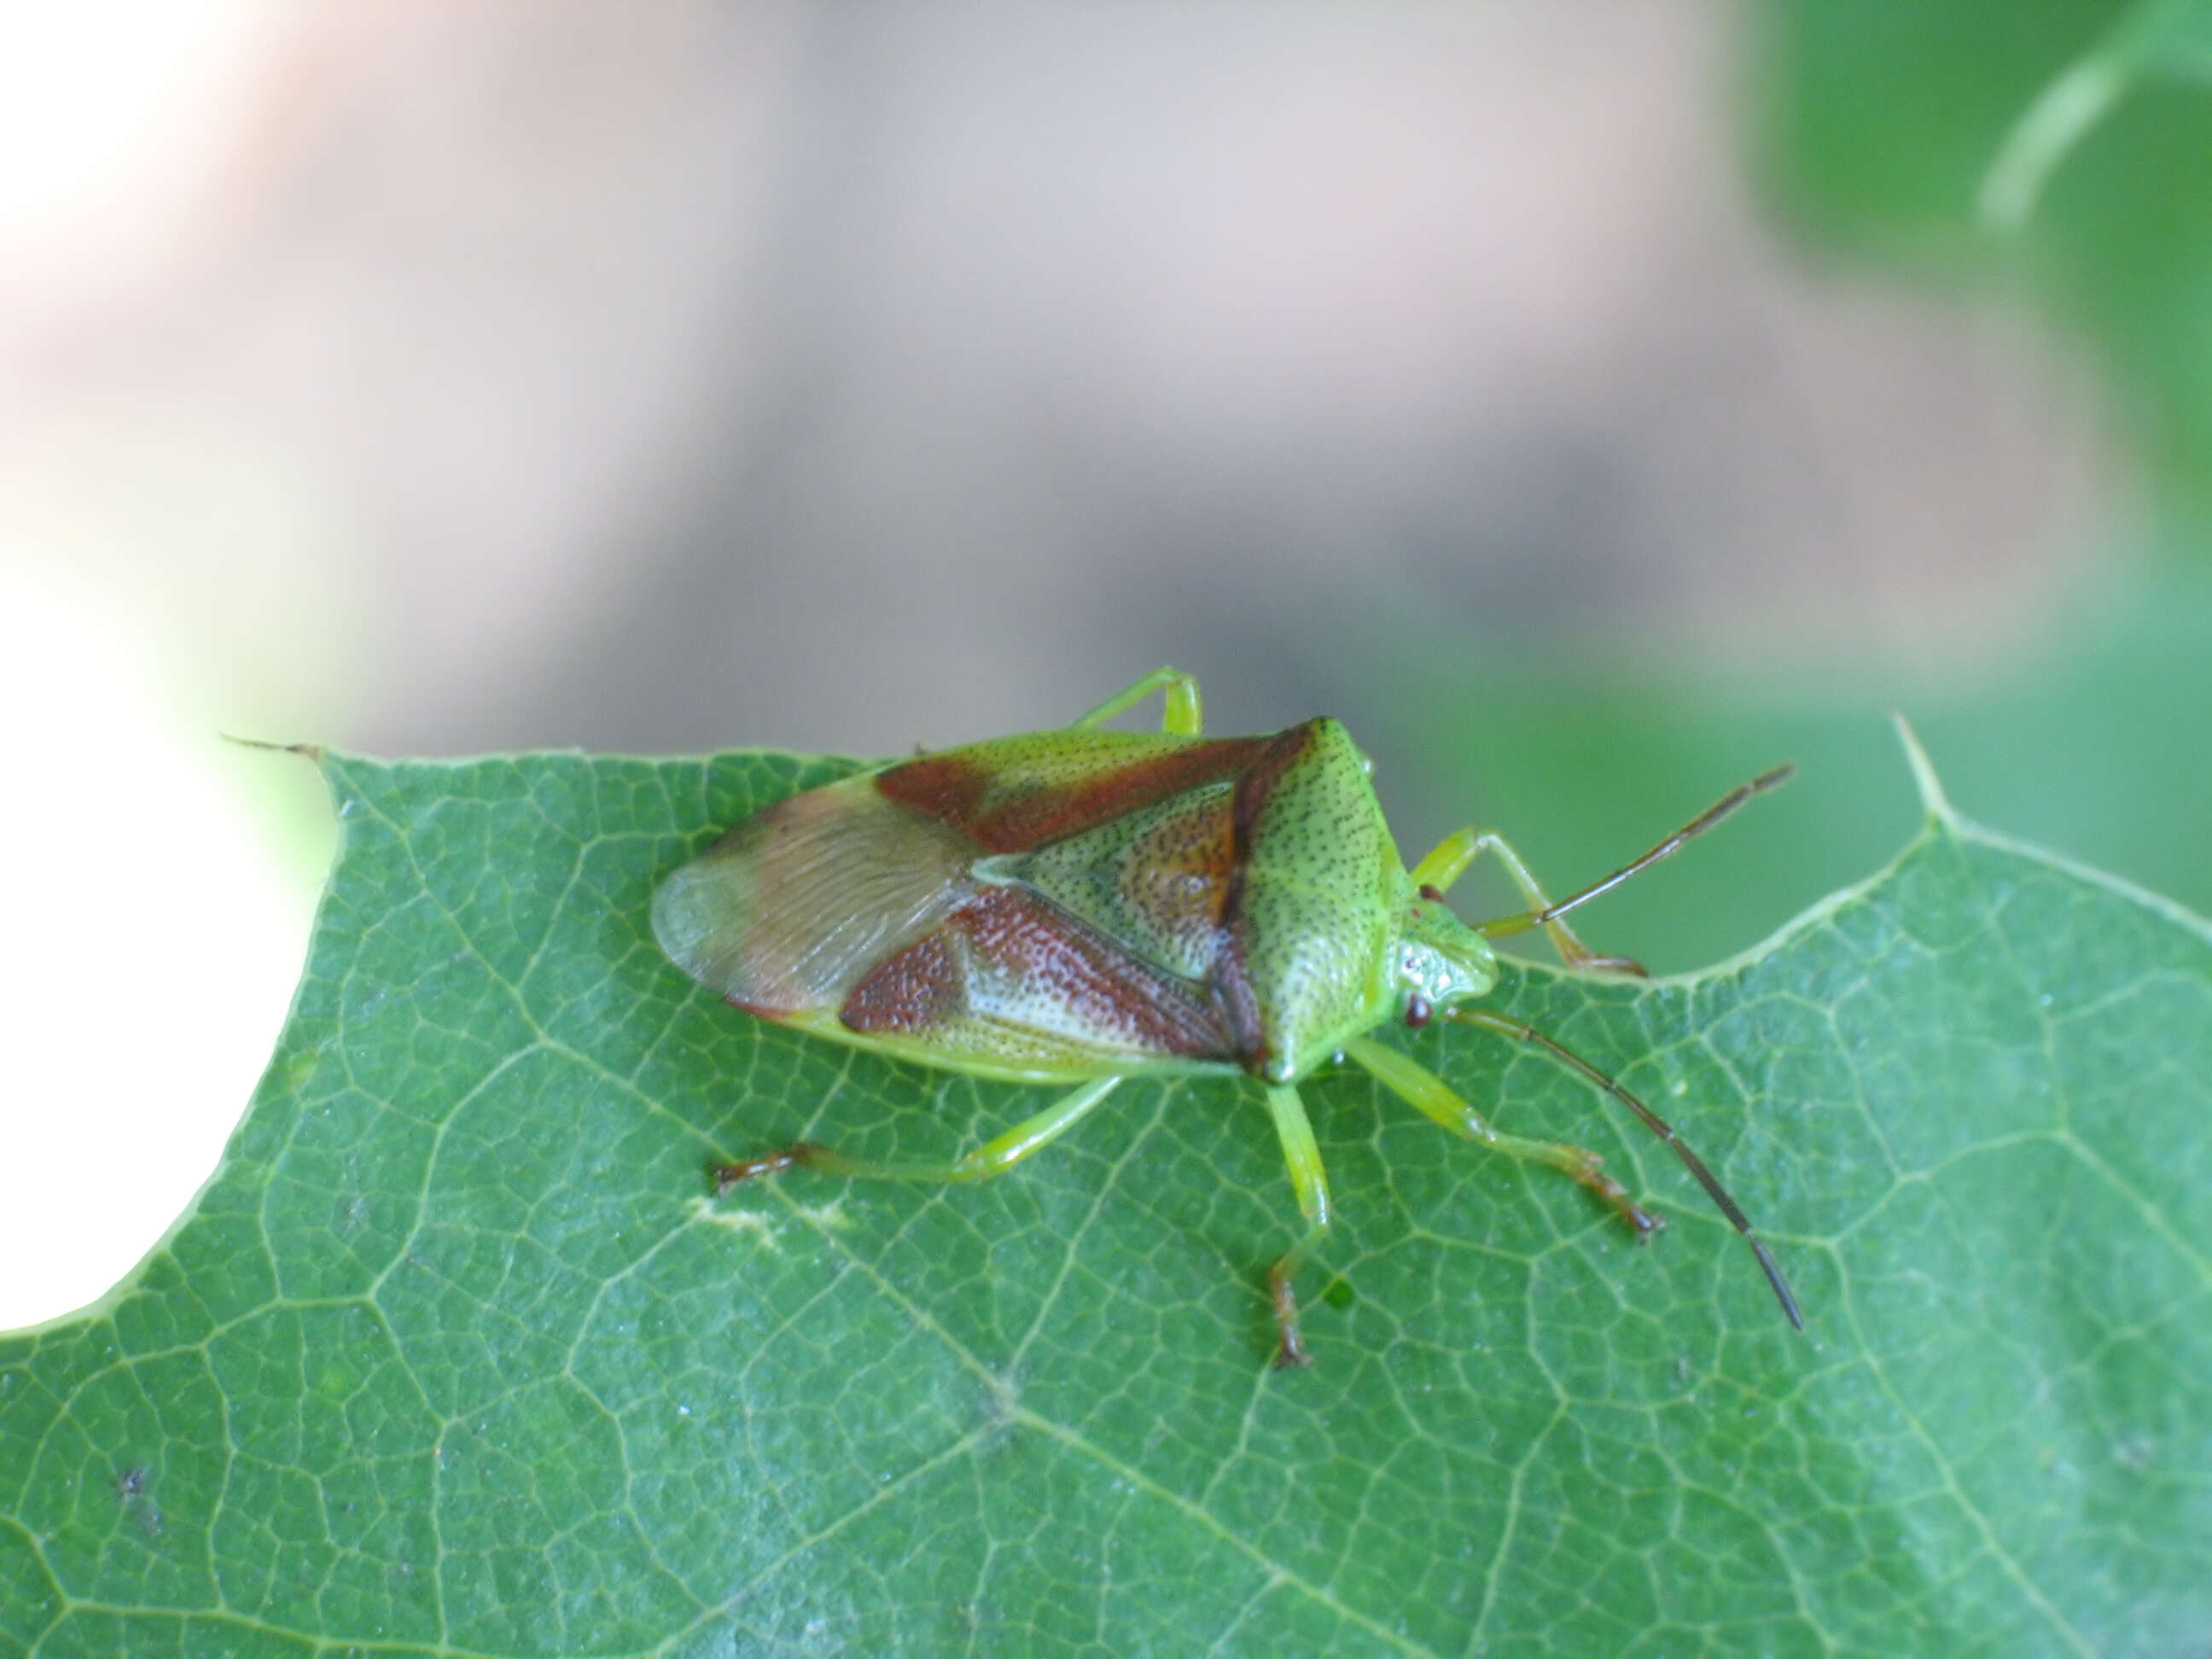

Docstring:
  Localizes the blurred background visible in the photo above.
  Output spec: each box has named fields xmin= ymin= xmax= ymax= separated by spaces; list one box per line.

xmin=5 ymin=0 xmax=2208 ymax=1326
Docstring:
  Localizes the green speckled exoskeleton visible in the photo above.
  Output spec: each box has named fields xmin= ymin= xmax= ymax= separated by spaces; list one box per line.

xmin=655 ymin=668 xmax=1802 ymax=1365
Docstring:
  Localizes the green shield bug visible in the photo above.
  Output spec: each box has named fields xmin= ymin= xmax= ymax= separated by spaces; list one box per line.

xmin=655 ymin=668 xmax=1802 ymax=1366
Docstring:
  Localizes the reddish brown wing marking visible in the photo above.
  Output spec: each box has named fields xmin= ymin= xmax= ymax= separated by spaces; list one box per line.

xmin=1113 ymin=785 xmax=1240 ymax=966
xmin=879 ymin=737 xmax=1272 ymax=854
xmin=836 ymin=930 xmax=964 ymax=1033
xmin=966 ymin=886 xmax=1230 ymax=1055
xmin=841 ymin=886 xmax=1232 ymax=1061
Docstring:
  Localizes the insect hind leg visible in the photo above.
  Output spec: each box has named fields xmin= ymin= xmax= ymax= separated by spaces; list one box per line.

xmin=712 ymin=1075 xmax=1121 ymax=1193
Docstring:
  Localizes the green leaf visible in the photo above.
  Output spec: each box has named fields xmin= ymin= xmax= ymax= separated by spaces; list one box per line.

xmin=4 ymin=742 xmax=2208 ymax=1656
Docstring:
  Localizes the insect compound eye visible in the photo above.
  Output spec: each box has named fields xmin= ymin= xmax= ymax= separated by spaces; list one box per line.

xmin=1417 ymin=884 xmax=1447 ymax=904
xmin=1403 ymin=993 xmax=1433 ymax=1029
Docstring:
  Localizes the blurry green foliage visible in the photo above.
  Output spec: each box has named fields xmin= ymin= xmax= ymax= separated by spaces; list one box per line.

xmin=1335 ymin=3 xmax=2212 ymax=981
xmin=1365 ymin=574 xmax=2212 ymax=979
xmin=1757 ymin=0 xmax=2212 ymax=510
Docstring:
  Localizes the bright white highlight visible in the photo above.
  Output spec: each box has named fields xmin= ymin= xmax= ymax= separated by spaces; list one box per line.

xmin=0 ymin=573 xmax=311 ymax=1328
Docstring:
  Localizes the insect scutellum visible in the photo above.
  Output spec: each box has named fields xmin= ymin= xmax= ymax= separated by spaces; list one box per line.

xmin=663 ymin=666 xmax=1803 ymax=1369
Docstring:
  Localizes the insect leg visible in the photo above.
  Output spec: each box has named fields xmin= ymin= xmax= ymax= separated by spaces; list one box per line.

xmin=1439 ymin=1011 xmax=1803 ymax=1330
xmin=1343 ymin=1036 xmax=1659 ymax=1237
xmin=1262 ymin=1083 xmax=1333 ymax=1369
xmin=1441 ymin=768 xmax=1794 ymax=971
xmin=712 ymin=1075 xmax=1121 ymax=1192
xmin=1408 ymin=829 xmax=1646 ymax=975
xmin=1070 ymin=667 xmax=1203 ymax=736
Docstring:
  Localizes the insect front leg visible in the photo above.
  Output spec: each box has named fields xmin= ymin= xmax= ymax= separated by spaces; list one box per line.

xmin=1342 ymin=1036 xmax=1661 ymax=1237
xmin=1261 ymin=1084 xmax=1333 ymax=1369
xmin=1412 ymin=768 xmax=1793 ymax=975
xmin=712 ymin=1075 xmax=1121 ymax=1192
xmin=1408 ymin=829 xmax=1646 ymax=975
xmin=1070 ymin=667 xmax=1203 ymax=736
xmin=1441 ymin=1010 xmax=1802 ymax=1329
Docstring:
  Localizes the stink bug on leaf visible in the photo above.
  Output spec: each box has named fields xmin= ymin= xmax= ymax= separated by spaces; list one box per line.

xmin=655 ymin=668 xmax=1802 ymax=1366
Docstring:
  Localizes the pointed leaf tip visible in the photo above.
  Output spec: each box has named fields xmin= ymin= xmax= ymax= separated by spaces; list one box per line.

xmin=1890 ymin=713 xmax=1957 ymax=826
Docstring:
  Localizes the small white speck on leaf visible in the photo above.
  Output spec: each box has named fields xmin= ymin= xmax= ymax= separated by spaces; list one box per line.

xmin=702 ymin=1207 xmax=783 ymax=1251
xmin=796 ymin=1198 xmax=851 ymax=1232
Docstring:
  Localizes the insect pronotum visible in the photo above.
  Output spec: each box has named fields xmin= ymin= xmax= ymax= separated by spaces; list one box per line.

xmin=655 ymin=668 xmax=1802 ymax=1366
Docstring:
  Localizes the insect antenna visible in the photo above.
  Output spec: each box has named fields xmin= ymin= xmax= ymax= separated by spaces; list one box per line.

xmin=1447 ymin=1004 xmax=1804 ymax=1330
xmin=1478 ymin=765 xmax=1793 ymax=940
